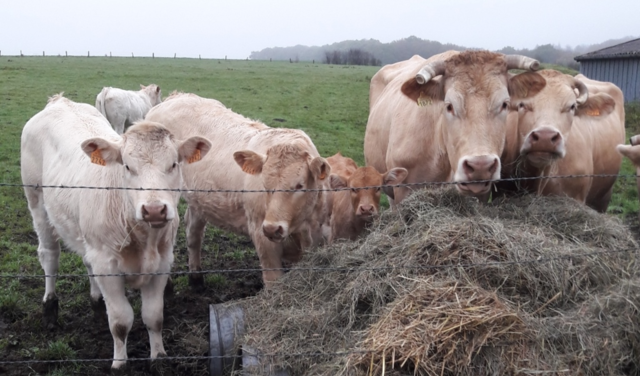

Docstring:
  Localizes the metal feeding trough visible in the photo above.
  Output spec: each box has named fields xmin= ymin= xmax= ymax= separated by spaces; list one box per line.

xmin=209 ymin=303 xmax=289 ymax=376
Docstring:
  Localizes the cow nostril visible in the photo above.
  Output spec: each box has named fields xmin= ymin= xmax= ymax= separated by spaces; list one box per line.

xmin=531 ymin=132 xmax=540 ymax=142
xmin=488 ymin=158 xmax=498 ymax=174
xmin=275 ymin=226 xmax=283 ymax=235
xmin=551 ymin=133 xmax=560 ymax=143
xmin=161 ymin=205 xmax=167 ymax=217
xmin=463 ymin=160 xmax=474 ymax=173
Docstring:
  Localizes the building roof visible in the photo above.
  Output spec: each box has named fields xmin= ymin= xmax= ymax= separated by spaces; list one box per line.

xmin=574 ymin=38 xmax=640 ymax=61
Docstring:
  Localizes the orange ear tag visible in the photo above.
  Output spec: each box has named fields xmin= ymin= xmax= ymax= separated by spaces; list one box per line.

xmin=417 ymin=91 xmax=431 ymax=107
xmin=90 ymin=150 xmax=106 ymax=166
xmin=187 ymin=149 xmax=201 ymax=164
xmin=586 ymin=109 xmax=601 ymax=116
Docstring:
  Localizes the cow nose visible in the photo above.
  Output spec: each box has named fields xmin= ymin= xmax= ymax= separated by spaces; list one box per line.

xmin=358 ymin=204 xmax=375 ymax=216
xmin=142 ymin=204 xmax=167 ymax=224
xmin=529 ymin=129 xmax=561 ymax=148
xmin=462 ymin=156 xmax=499 ymax=180
xmin=263 ymin=223 xmax=284 ymax=241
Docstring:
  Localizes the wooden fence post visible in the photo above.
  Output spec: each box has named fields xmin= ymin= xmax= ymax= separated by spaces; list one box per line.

xmin=88 ymin=51 xmax=90 ymax=57
xmin=65 ymin=51 xmax=67 ymax=57
xmin=199 ymin=54 xmax=201 ymax=59
xmin=43 ymin=51 xmax=45 ymax=57
xmin=174 ymin=53 xmax=176 ymax=59
xmin=110 ymin=51 xmax=112 ymax=57
xmin=152 ymin=53 xmax=154 ymax=59
xmin=132 ymin=53 xmax=134 ymax=58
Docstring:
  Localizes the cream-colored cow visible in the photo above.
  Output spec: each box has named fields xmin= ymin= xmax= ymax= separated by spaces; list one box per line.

xmin=326 ymin=152 xmax=407 ymax=242
xmin=95 ymin=84 xmax=162 ymax=134
xmin=364 ymin=50 xmax=544 ymax=205
xmin=617 ymin=135 xmax=640 ymax=214
xmin=21 ymin=94 xmax=210 ymax=370
xmin=145 ymin=92 xmax=334 ymax=288
xmin=500 ymin=71 xmax=625 ymax=212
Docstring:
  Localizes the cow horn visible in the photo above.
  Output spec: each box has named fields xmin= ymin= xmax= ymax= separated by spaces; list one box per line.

xmin=572 ymin=78 xmax=589 ymax=105
xmin=505 ymin=55 xmax=540 ymax=71
xmin=416 ymin=60 xmax=446 ymax=85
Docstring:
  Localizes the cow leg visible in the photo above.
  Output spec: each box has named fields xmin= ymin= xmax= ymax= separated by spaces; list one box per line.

xmin=185 ymin=207 xmax=207 ymax=291
xmin=93 ymin=270 xmax=133 ymax=370
xmin=26 ymin=190 xmax=61 ymax=329
xmin=251 ymin=229 xmax=284 ymax=289
xmin=83 ymin=258 xmax=106 ymax=321
xmin=140 ymin=274 xmax=168 ymax=359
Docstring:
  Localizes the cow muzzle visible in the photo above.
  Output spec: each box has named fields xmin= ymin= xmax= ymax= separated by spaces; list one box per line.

xmin=521 ymin=127 xmax=565 ymax=167
xmin=356 ymin=204 xmax=377 ymax=218
xmin=262 ymin=221 xmax=288 ymax=242
xmin=455 ymin=155 xmax=500 ymax=196
xmin=140 ymin=203 xmax=169 ymax=228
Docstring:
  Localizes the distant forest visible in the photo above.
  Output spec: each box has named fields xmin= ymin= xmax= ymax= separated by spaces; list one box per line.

xmin=249 ymin=35 xmax=637 ymax=69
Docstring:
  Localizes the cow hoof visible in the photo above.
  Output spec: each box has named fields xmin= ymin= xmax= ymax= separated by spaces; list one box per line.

xmin=188 ymin=274 xmax=205 ymax=293
xmin=150 ymin=353 xmax=172 ymax=376
xmin=42 ymin=297 xmax=59 ymax=330
xmin=91 ymin=297 xmax=107 ymax=322
xmin=164 ymin=278 xmax=174 ymax=296
xmin=110 ymin=363 xmax=128 ymax=375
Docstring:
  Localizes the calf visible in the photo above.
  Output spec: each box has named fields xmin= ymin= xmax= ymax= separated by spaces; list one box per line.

xmin=95 ymin=84 xmax=162 ymax=134
xmin=327 ymin=152 xmax=407 ymax=242
xmin=616 ymin=135 xmax=640 ymax=216
xmin=145 ymin=92 xmax=335 ymax=288
xmin=21 ymin=94 xmax=210 ymax=369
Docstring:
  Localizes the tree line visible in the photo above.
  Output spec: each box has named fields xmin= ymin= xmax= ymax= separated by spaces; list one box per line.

xmin=323 ymin=49 xmax=381 ymax=66
xmin=249 ymin=35 xmax=637 ymax=69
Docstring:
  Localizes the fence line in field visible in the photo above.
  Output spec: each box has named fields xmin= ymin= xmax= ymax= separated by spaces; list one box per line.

xmin=1 ymin=173 xmax=637 ymax=194
xmin=1 ymin=51 xmax=239 ymax=60
xmin=0 ymin=248 xmax=633 ymax=280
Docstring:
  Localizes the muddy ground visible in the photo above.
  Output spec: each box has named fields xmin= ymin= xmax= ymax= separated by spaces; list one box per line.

xmin=0 ymin=222 xmax=263 ymax=376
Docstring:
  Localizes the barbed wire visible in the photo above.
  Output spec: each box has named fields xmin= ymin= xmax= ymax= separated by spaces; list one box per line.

xmin=1 ymin=173 xmax=637 ymax=193
xmin=0 ymin=248 xmax=634 ymax=280
xmin=0 ymin=350 xmax=370 ymax=365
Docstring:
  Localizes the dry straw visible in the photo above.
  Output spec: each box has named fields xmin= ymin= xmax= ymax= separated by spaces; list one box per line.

xmin=236 ymin=187 xmax=639 ymax=375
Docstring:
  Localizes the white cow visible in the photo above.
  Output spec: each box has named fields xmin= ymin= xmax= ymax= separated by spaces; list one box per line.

xmin=95 ymin=84 xmax=163 ymax=134
xmin=20 ymin=93 xmax=210 ymax=369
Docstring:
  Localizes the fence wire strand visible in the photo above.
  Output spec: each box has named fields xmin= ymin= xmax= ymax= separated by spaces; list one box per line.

xmin=2 ymin=173 xmax=638 ymax=193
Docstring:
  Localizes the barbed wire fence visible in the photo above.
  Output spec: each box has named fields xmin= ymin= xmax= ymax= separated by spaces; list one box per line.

xmin=0 ymin=173 xmax=639 ymax=369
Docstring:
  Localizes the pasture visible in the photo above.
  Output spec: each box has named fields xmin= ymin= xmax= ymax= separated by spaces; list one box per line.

xmin=0 ymin=56 xmax=638 ymax=375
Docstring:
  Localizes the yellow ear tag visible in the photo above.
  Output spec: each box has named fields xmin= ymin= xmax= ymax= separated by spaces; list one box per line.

xmin=586 ymin=109 xmax=601 ymax=116
xmin=187 ymin=149 xmax=201 ymax=164
xmin=319 ymin=170 xmax=327 ymax=180
xmin=417 ymin=91 xmax=432 ymax=107
xmin=90 ymin=150 xmax=106 ymax=166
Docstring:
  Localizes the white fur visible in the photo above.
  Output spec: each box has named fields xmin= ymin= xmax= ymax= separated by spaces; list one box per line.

xmin=95 ymin=84 xmax=162 ymax=134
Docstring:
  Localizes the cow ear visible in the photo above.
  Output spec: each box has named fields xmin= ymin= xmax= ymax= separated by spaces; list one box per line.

xmin=309 ymin=157 xmax=331 ymax=181
xmin=81 ymin=138 xmax=122 ymax=166
xmin=576 ymin=92 xmax=616 ymax=118
xmin=616 ymin=144 xmax=640 ymax=166
xmin=401 ymin=77 xmax=443 ymax=106
xmin=156 ymin=86 xmax=160 ymax=93
xmin=234 ymin=150 xmax=265 ymax=175
xmin=383 ymin=167 xmax=408 ymax=185
xmin=140 ymin=84 xmax=146 ymax=89
xmin=179 ymin=136 xmax=211 ymax=164
xmin=329 ymin=174 xmax=347 ymax=189
xmin=508 ymin=72 xmax=546 ymax=100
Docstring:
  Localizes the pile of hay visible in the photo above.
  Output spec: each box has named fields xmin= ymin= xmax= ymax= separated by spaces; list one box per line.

xmin=236 ymin=188 xmax=640 ymax=375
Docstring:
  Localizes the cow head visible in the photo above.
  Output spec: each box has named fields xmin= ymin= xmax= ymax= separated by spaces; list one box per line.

xmin=234 ymin=143 xmax=331 ymax=242
xmin=512 ymin=70 xmax=616 ymax=168
xmin=141 ymin=84 xmax=163 ymax=106
xmin=81 ymin=121 xmax=211 ymax=228
xmin=330 ymin=166 xmax=408 ymax=218
xmin=401 ymin=51 xmax=545 ymax=196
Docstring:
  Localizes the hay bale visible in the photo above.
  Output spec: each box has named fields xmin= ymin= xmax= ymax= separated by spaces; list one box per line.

xmin=237 ymin=188 xmax=639 ymax=376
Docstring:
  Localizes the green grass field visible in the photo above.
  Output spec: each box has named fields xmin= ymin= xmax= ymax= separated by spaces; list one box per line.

xmin=0 ymin=56 xmax=639 ymax=375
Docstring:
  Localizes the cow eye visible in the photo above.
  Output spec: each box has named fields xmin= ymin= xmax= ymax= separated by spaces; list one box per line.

xmin=376 ymin=187 xmax=381 ymax=192
xmin=570 ymin=103 xmax=576 ymax=111
xmin=125 ymin=165 xmax=130 ymax=171
xmin=518 ymin=102 xmax=525 ymax=110
xmin=295 ymin=183 xmax=303 ymax=190
xmin=501 ymin=101 xmax=509 ymax=111
xmin=171 ymin=162 xmax=177 ymax=171
xmin=446 ymin=103 xmax=454 ymax=114
xmin=351 ymin=188 xmax=357 ymax=193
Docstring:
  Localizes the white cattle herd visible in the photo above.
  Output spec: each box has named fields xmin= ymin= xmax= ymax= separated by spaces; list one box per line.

xmin=19 ymin=50 xmax=634 ymax=369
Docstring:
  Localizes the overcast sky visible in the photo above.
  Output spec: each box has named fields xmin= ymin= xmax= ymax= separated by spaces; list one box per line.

xmin=2 ymin=0 xmax=637 ymax=59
